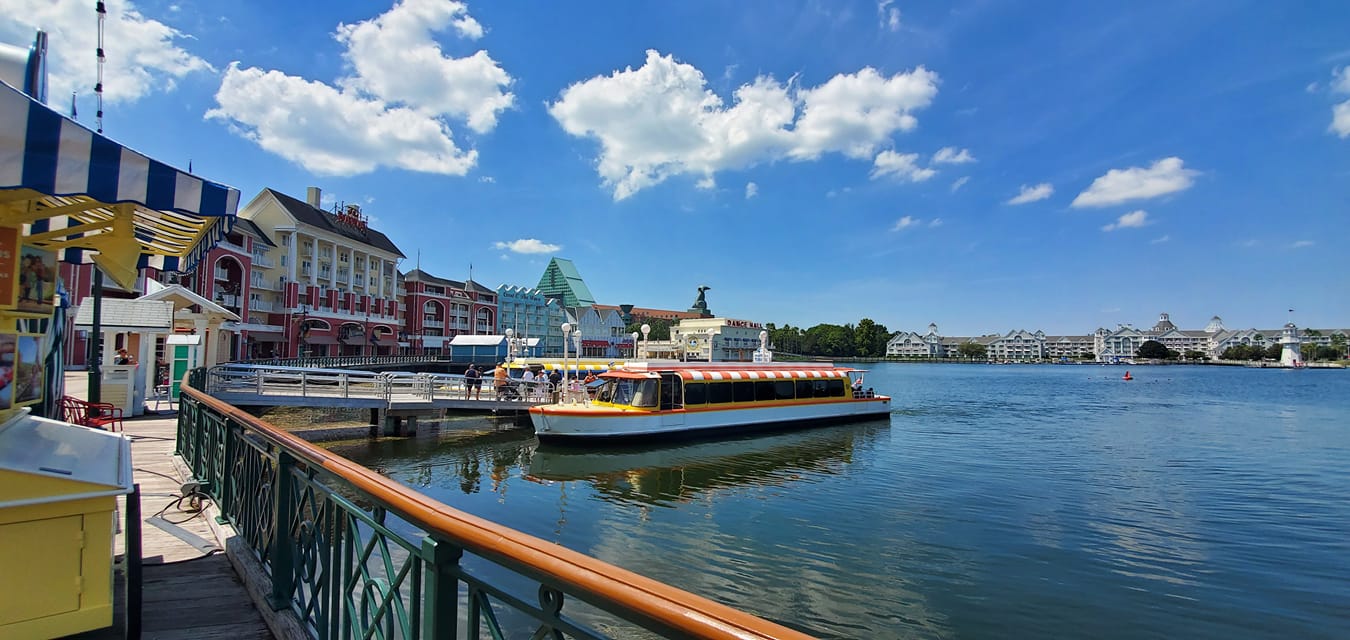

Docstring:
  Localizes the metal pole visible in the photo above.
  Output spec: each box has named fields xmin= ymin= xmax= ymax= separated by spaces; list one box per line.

xmin=88 ymin=268 xmax=103 ymax=403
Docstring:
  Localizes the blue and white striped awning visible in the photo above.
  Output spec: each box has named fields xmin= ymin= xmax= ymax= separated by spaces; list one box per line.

xmin=0 ymin=78 xmax=238 ymax=274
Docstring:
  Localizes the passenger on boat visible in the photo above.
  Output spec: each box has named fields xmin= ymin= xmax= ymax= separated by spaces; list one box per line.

xmin=852 ymin=376 xmax=864 ymax=394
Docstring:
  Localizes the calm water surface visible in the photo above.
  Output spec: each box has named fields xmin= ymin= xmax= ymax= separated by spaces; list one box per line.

xmin=329 ymin=364 xmax=1350 ymax=639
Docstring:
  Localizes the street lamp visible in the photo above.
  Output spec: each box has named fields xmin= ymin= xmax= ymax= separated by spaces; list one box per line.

xmin=640 ymin=323 xmax=650 ymax=360
xmin=631 ymin=331 xmax=639 ymax=359
xmin=561 ymin=322 xmax=572 ymax=388
xmin=505 ymin=328 xmax=516 ymax=364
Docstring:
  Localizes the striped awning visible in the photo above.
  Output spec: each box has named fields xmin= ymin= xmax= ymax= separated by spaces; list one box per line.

xmin=0 ymin=79 xmax=238 ymax=279
xmin=677 ymin=370 xmax=848 ymax=381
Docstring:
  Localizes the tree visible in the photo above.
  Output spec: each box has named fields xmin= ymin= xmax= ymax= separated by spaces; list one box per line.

xmin=1184 ymin=350 xmax=1207 ymax=361
xmin=1263 ymin=343 xmax=1282 ymax=361
xmin=957 ymin=342 xmax=987 ymax=360
xmin=1315 ymin=345 xmax=1340 ymax=361
xmin=1164 ymin=349 xmax=1181 ymax=360
xmin=1136 ymin=340 xmax=1170 ymax=359
xmin=853 ymin=318 xmax=890 ymax=358
xmin=1331 ymin=333 xmax=1348 ymax=359
xmin=625 ymin=318 xmax=670 ymax=341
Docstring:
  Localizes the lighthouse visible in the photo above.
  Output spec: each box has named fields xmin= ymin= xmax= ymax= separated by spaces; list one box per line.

xmin=1279 ymin=322 xmax=1303 ymax=367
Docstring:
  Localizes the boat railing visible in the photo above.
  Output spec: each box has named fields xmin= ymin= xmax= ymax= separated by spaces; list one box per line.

xmin=177 ymin=369 xmax=812 ymax=639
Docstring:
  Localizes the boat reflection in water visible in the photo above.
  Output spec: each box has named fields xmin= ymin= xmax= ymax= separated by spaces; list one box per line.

xmin=525 ymin=418 xmax=890 ymax=508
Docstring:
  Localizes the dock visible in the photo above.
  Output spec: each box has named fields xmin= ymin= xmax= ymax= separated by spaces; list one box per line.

xmin=63 ymin=373 xmax=273 ymax=640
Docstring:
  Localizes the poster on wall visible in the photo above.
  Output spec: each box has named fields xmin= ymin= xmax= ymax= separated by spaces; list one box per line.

xmin=0 ymin=226 xmax=17 ymax=310
xmin=13 ymin=334 xmax=43 ymax=407
xmin=16 ymin=243 xmax=57 ymax=314
xmin=0 ymin=333 xmax=14 ymax=411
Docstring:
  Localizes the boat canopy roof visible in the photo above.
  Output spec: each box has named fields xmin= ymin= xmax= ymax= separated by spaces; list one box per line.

xmin=600 ymin=370 xmax=660 ymax=380
xmin=675 ymin=369 xmax=850 ymax=381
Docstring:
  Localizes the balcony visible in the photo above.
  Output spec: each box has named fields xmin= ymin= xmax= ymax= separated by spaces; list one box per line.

xmin=423 ymin=319 xmax=445 ymax=329
xmin=217 ymin=239 xmax=248 ymax=254
xmin=336 ymin=271 xmax=350 ymax=284
xmin=250 ymin=299 xmax=273 ymax=312
xmin=214 ymin=267 xmax=230 ymax=281
xmin=251 ymin=253 xmax=274 ymax=268
xmin=301 ymin=265 xmax=312 ymax=277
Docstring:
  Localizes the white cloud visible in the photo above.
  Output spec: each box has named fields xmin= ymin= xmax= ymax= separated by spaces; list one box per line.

xmin=877 ymin=1 xmax=901 ymax=32
xmin=335 ymin=0 xmax=511 ymax=133
xmin=1070 ymin=157 xmax=1198 ymax=207
xmin=478 ymin=175 xmax=495 ymax=183
xmin=745 ymin=182 xmax=758 ymax=199
xmin=928 ymin=218 xmax=943 ymax=227
xmin=1288 ymin=240 xmax=1315 ymax=249
xmin=1006 ymin=183 xmax=1054 ymax=205
xmin=1307 ymin=82 xmax=1320 ymax=93
xmin=1333 ymin=67 xmax=1350 ymax=94
xmin=1150 ymin=234 xmax=1170 ymax=244
xmin=208 ymin=65 xmax=477 ymax=176
xmin=891 ymin=215 xmax=920 ymax=231
xmin=696 ymin=176 xmax=716 ymax=190
xmin=1101 ymin=210 xmax=1150 ymax=231
xmin=950 ymin=176 xmax=970 ymax=192
xmin=207 ymin=0 xmax=510 ymax=177
xmin=932 ymin=146 xmax=975 ymax=164
xmin=1331 ymin=101 xmax=1350 ymax=138
xmin=0 ymin=0 xmax=211 ymax=104
xmin=548 ymin=49 xmax=938 ymax=199
xmin=493 ymin=238 xmax=562 ymax=254
xmin=870 ymin=150 xmax=936 ymax=182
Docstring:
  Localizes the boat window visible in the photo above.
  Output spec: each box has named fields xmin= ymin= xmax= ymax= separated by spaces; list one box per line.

xmin=597 ymin=381 xmax=615 ymax=403
xmin=754 ymin=381 xmax=776 ymax=401
xmin=609 ymin=380 xmax=636 ymax=405
xmin=660 ymin=373 xmax=682 ymax=410
xmin=774 ymin=380 xmax=795 ymax=400
xmin=796 ymin=380 xmax=813 ymax=399
xmin=632 ymin=379 xmax=659 ymax=408
xmin=733 ymin=381 xmax=755 ymax=403
xmin=812 ymin=380 xmax=829 ymax=398
xmin=826 ymin=379 xmax=846 ymax=397
xmin=707 ymin=382 xmax=733 ymax=404
xmin=684 ymin=382 xmax=706 ymax=405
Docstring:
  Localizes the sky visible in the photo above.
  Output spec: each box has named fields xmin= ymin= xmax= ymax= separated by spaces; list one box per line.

xmin=3 ymin=0 xmax=1348 ymax=335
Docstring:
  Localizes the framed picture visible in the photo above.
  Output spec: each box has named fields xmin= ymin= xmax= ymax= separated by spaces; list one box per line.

xmin=16 ymin=243 xmax=57 ymax=314
xmin=13 ymin=333 xmax=43 ymax=407
xmin=0 ymin=333 xmax=14 ymax=411
xmin=0 ymin=226 xmax=18 ymax=310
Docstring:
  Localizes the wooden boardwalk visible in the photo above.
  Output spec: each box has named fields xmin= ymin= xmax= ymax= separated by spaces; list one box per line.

xmin=62 ymin=373 xmax=273 ymax=640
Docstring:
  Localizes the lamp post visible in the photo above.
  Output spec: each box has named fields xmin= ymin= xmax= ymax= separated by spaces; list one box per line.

xmin=505 ymin=328 xmax=516 ymax=364
xmin=706 ymin=328 xmax=716 ymax=363
xmin=561 ymin=322 xmax=572 ymax=388
xmin=293 ymin=303 xmax=310 ymax=359
xmin=631 ymin=332 xmax=639 ymax=359
xmin=641 ymin=323 xmax=650 ymax=360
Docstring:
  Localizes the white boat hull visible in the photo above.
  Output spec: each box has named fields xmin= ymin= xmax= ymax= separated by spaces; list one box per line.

xmin=529 ymin=397 xmax=891 ymax=442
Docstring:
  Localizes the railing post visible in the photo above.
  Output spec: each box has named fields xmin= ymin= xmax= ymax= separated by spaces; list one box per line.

xmin=341 ymin=374 xmax=349 ymax=398
xmin=269 ymin=450 xmax=297 ymax=610
xmin=422 ymin=536 xmax=463 ymax=640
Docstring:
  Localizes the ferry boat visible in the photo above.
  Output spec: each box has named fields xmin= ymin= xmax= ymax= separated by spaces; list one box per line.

xmin=528 ymin=362 xmax=891 ymax=442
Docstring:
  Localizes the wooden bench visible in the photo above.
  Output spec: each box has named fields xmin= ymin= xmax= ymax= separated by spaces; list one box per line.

xmin=61 ymin=396 xmax=125 ymax=432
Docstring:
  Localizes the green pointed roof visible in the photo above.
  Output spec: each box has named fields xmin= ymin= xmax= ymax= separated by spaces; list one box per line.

xmin=536 ymin=258 xmax=596 ymax=307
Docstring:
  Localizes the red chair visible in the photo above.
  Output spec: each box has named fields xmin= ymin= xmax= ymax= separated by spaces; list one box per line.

xmin=61 ymin=396 xmax=125 ymax=432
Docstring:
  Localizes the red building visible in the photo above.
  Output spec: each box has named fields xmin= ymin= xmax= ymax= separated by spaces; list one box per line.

xmin=401 ymin=269 xmax=498 ymax=355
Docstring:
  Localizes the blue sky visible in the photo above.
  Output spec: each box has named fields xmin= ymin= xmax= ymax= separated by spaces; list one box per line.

xmin=5 ymin=0 xmax=1349 ymax=335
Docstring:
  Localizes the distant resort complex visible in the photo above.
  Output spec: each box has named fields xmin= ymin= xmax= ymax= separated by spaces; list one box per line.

xmin=54 ymin=185 xmax=1346 ymax=371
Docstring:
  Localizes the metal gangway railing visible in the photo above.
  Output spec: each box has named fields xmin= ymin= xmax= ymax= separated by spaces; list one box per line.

xmin=177 ymin=369 xmax=813 ymax=640
xmin=206 ymin=364 xmax=556 ymax=408
xmin=239 ymin=354 xmax=451 ymax=370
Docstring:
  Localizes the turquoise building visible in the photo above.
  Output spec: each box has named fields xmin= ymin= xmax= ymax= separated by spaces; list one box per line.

xmin=496 ymin=284 xmax=567 ymax=356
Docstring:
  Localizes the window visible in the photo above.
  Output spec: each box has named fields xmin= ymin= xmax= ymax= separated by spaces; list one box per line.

xmin=775 ymin=380 xmax=795 ymax=400
xmin=733 ymin=381 xmax=755 ymax=403
xmin=684 ymin=382 xmax=706 ymax=405
xmin=707 ymin=383 xmax=733 ymax=404
xmin=754 ymin=381 xmax=776 ymax=401
xmin=796 ymin=380 xmax=813 ymax=399
xmin=826 ymin=379 xmax=846 ymax=397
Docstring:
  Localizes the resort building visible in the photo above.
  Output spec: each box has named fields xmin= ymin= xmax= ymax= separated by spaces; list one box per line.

xmin=1043 ymin=335 xmax=1095 ymax=359
xmin=497 ymin=285 xmax=567 ymax=356
xmin=886 ymin=323 xmax=943 ymax=358
xmin=671 ymin=317 xmax=766 ymax=362
xmin=572 ymin=306 xmax=631 ymax=358
xmin=402 ymin=269 xmax=498 ymax=356
xmin=536 ymin=257 xmax=596 ymax=308
xmin=238 ymin=187 xmax=405 ymax=357
xmin=986 ymin=330 xmax=1047 ymax=361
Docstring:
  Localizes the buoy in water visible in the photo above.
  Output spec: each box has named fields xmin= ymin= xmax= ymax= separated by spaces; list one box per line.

xmin=1123 ymin=370 xmax=1133 ymax=381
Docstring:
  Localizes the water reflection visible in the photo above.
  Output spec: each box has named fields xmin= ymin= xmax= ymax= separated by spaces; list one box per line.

xmin=526 ymin=420 xmax=891 ymax=508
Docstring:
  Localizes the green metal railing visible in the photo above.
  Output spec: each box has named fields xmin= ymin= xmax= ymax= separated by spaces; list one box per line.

xmin=177 ymin=369 xmax=813 ymax=640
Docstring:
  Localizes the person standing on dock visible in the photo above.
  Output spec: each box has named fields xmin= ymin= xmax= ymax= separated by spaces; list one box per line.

xmin=464 ymin=365 xmax=481 ymax=400
xmin=493 ymin=363 xmax=509 ymax=399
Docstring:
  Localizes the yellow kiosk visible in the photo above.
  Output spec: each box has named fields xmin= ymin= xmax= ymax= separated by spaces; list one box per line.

xmin=0 ymin=32 xmax=240 ymax=637
xmin=0 ymin=409 xmax=132 ymax=638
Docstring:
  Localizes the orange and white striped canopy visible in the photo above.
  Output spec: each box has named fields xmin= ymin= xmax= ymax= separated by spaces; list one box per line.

xmin=675 ymin=370 xmax=848 ymax=381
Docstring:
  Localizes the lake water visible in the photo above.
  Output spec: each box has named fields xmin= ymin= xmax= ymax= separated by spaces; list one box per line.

xmin=328 ymin=364 xmax=1350 ymax=639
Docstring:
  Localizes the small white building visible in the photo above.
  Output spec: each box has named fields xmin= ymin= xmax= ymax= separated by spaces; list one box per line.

xmin=671 ymin=317 xmax=765 ymax=362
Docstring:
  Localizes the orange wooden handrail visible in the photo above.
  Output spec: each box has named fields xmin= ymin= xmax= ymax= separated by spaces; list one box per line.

xmin=182 ymin=382 xmax=816 ymax=640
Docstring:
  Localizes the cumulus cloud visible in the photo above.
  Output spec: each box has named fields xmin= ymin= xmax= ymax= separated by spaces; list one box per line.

xmin=1288 ymin=240 xmax=1314 ymax=249
xmin=207 ymin=0 xmax=512 ymax=177
xmin=1333 ymin=67 xmax=1350 ymax=94
xmin=950 ymin=176 xmax=970 ymax=192
xmin=932 ymin=146 xmax=975 ymax=164
xmin=493 ymin=238 xmax=561 ymax=254
xmin=1101 ymin=210 xmax=1149 ymax=231
xmin=0 ymin=0 xmax=211 ymax=104
xmin=548 ymin=50 xmax=939 ymax=199
xmin=1006 ymin=183 xmax=1053 ymax=205
xmin=1070 ymin=157 xmax=1198 ymax=207
xmin=871 ymin=151 xmax=936 ymax=182
xmin=1150 ymin=234 xmax=1170 ymax=244
xmin=745 ymin=182 xmax=758 ymax=199
xmin=928 ymin=218 xmax=943 ymax=227
xmin=1331 ymin=68 xmax=1350 ymax=138
xmin=877 ymin=1 xmax=901 ymax=32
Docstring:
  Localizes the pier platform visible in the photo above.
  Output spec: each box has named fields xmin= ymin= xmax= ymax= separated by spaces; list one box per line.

xmin=62 ymin=373 xmax=272 ymax=639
